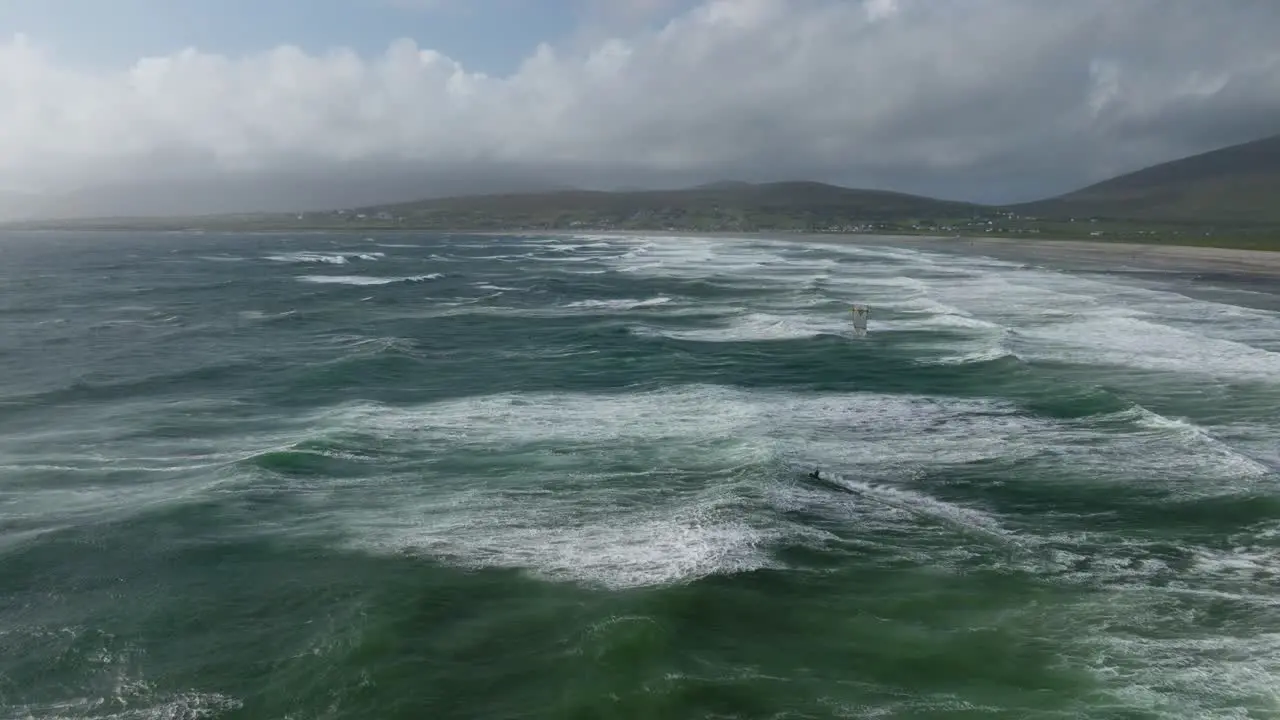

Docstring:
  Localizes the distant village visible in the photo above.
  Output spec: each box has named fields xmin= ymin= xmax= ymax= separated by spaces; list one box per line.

xmin=293 ymin=205 xmax=1182 ymax=240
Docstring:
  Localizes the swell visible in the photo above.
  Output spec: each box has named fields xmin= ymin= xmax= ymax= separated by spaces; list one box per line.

xmin=7 ymin=231 xmax=1280 ymax=719
xmin=0 ymin=358 xmax=270 ymax=414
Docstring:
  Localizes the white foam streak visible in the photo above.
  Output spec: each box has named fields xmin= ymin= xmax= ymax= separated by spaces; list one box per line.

xmin=1128 ymin=407 xmax=1273 ymax=479
xmin=264 ymin=250 xmax=384 ymax=264
xmin=282 ymin=375 xmax=1276 ymax=591
xmin=555 ymin=233 xmax=1280 ymax=383
xmin=7 ymin=692 xmax=244 ymax=720
xmin=352 ymin=484 xmax=776 ymax=590
xmin=1015 ymin=315 xmax=1280 ymax=381
xmin=304 ymin=387 xmax=1048 ymax=587
xmin=296 ymin=273 xmax=442 ymax=285
xmin=564 ymin=296 xmax=672 ymax=310
xmin=632 ymin=311 xmax=843 ymax=342
xmin=1069 ymin=598 xmax=1280 ymax=718
xmin=918 ymin=346 xmax=1016 ymax=366
xmin=812 ymin=469 xmax=1016 ymax=544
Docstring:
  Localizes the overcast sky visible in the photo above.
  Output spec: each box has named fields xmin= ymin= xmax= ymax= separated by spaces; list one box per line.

xmin=1 ymin=0 xmax=1277 ymax=218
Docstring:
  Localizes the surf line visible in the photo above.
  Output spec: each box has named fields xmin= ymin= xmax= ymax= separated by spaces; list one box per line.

xmin=804 ymin=467 xmax=1034 ymax=557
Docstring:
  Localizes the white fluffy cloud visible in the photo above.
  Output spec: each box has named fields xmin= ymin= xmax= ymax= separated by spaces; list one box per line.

xmin=1 ymin=0 xmax=1278 ymax=216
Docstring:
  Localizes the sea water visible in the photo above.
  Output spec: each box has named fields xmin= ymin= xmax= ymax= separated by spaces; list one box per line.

xmin=2 ymin=230 xmax=1278 ymax=719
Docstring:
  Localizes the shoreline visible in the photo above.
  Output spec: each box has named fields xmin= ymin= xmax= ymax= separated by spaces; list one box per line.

xmin=475 ymin=229 xmax=1280 ymax=279
xmin=7 ymin=224 xmax=1280 ymax=278
xmin=808 ymin=234 xmax=1280 ymax=279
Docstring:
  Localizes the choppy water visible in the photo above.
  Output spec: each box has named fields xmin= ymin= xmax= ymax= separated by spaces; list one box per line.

xmin=2 ymin=230 xmax=1279 ymax=719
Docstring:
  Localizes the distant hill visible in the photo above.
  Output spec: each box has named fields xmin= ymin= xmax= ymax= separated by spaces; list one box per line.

xmin=352 ymin=181 xmax=989 ymax=232
xmin=1013 ymin=133 xmax=1280 ymax=223
xmin=688 ymin=180 xmax=756 ymax=191
xmin=5 ymin=133 xmax=1280 ymax=237
xmin=0 ymin=180 xmax=993 ymax=233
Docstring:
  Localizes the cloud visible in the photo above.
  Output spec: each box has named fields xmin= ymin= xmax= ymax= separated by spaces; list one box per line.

xmin=1 ymin=0 xmax=1278 ymax=217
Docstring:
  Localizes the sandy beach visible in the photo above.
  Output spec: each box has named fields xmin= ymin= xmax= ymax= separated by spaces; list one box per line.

xmin=834 ymin=235 xmax=1280 ymax=279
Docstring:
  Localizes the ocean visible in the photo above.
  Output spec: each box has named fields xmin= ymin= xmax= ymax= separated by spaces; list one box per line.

xmin=2 ymin=230 xmax=1278 ymax=719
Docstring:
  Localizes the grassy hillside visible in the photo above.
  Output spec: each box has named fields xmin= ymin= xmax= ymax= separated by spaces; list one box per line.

xmin=353 ymin=181 xmax=992 ymax=232
xmin=1 ymin=181 xmax=993 ymax=234
xmin=1014 ymin=133 xmax=1280 ymax=223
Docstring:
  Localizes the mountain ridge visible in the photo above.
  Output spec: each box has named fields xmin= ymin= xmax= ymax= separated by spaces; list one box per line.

xmin=1012 ymin=133 xmax=1280 ymax=223
xmin=3 ymin=132 xmax=1278 ymax=232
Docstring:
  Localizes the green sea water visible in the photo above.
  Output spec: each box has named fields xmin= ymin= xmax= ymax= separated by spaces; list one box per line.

xmin=2 ymin=230 xmax=1278 ymax=719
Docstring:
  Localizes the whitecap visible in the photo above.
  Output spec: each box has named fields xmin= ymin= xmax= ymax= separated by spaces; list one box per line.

xmin=296 ymin=274 xmax=442 ymax=286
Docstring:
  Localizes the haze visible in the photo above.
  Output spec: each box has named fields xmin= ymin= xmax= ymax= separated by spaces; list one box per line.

xmin=2 ymin=0 xmax=1278 ymax=220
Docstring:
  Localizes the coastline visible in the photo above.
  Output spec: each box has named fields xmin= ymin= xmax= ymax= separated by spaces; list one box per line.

xmin=810 ymin=234 xmax=1280 ymax=279
xmin=8 ymin=222 xmax=1279 ymax=279
xmin=481 ymin=229 xmax=1280 ymax=279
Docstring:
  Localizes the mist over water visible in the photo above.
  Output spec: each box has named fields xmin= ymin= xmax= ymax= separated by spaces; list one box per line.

xmin=2 ymin=230 xmax=1278 ymax=719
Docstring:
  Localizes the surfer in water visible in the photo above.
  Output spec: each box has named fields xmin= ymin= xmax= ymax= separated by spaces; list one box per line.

xmin=809 ymin=467 xmax=821 ymax=480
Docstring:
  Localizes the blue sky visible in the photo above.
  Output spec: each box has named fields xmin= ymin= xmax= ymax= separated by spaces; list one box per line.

xmin=0 ymin=0 xmax=647 ymax=75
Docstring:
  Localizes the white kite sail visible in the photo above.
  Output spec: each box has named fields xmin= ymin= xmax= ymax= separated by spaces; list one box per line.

xmin=851 ymin=304 xmax=869 ymax=336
